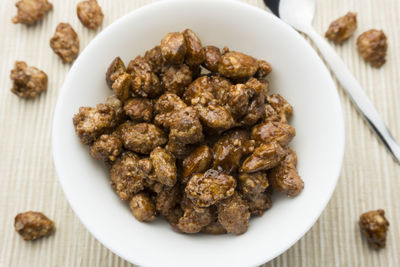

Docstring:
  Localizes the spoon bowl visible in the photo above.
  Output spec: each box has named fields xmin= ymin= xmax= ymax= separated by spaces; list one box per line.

xmin=280 ymin=0 xmax=316 ymax=31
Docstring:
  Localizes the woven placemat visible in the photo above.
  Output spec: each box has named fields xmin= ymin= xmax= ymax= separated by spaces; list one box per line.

xmin=1 ymin=0 xmax=399 ymax=266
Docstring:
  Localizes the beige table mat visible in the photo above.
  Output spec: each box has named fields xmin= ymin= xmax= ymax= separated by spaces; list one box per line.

xmin=1 ymin=0 xmax=399 ymax=266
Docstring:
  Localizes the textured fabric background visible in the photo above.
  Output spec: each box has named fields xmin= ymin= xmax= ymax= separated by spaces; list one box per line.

xmin=1 ymin=0 xmax=399 ymax=266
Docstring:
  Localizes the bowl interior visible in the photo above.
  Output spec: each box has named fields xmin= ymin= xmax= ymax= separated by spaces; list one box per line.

xmin=52 ymin=1 xmax=344 ymax=266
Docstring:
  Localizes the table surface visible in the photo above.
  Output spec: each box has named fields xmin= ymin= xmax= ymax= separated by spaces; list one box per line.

xmin=1 ymin=0 xmax=399 ymax=266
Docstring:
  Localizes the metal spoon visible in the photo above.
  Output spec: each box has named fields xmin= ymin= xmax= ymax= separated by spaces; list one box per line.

xmin=263 ymin=0 xmax=400 ymax=164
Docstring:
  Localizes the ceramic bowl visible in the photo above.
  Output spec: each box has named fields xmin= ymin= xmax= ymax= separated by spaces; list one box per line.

xmin=52 ymin=1 xmax=344 ymax=266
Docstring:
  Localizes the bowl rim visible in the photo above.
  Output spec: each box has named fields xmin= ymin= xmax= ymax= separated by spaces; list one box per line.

xmin=52 ymin=0 xmax=345 ymax=266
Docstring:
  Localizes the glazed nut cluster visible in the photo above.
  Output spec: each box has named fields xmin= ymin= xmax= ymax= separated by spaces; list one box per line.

xmin=324 ymin=12 xmax=388 ymax=68
xmin=359 ymin=209 xmax=390 ymax=249
xmin=72 ymin=29 xmax=304 ymax=235
xmin=10 ymin=1 xmax=106 ymax=100
xmin=14 ymin=211 xmax=55 ymax=241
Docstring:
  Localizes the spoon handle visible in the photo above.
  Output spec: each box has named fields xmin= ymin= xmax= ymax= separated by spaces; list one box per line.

xmin=305 ymin=27 xmax=400 ymax=164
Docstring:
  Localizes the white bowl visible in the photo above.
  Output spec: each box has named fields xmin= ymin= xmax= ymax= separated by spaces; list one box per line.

xmin=52 ymin=0 xmax=344 ymax=266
